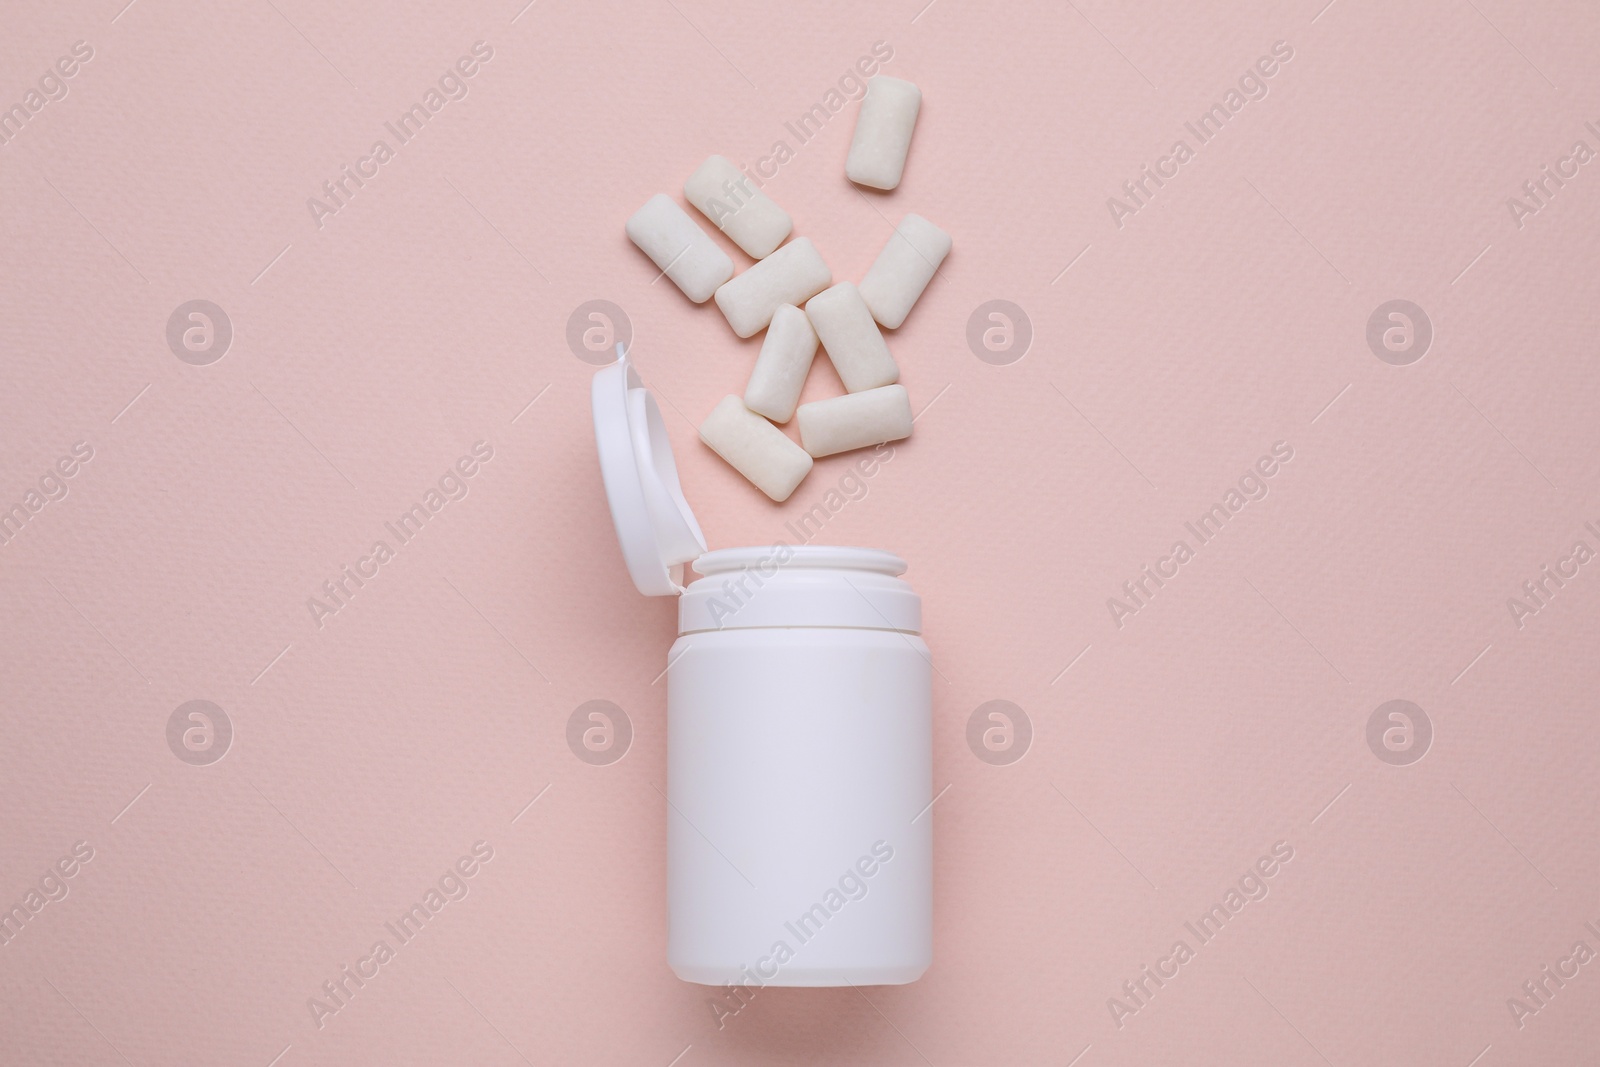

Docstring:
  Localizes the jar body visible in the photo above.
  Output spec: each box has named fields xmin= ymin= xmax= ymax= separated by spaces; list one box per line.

xmin=665 ymin=551 xmax=932 ymax=987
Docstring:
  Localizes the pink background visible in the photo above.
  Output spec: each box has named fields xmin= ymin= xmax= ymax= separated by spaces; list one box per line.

xmin=4 ymin=0 xmax=1599 ymax=1063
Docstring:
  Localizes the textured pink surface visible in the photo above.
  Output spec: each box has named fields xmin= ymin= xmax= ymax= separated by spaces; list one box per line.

xmin=3 ymin=0 xmax=1599 ymax=1064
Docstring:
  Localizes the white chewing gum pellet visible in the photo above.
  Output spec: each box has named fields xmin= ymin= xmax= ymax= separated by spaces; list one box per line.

xmin=744 ymin=305 xmax=818 ymax=424
xmin=626 ymin=194 xmax=734 ymax=303
xmin=684 ymin=155 xmax=793 ymax=260
xmin=713 ymin=237 xmax=832 ymax=338
xmin=797 ymin=385 xmax=913 ymax=458
xmin=845 ymin=77 xmax=922 ymax=191
xmin=699 ymin=395 xmax=813 ymax=502
xmin=858 ymin=214 xmax=952 ymax=329
xmin=805 ymin=282 xmax=899 ymax=393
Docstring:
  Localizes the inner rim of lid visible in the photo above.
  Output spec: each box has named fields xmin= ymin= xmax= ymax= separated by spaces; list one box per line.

xmin=693 ymin=545 xmax=906 ymax=577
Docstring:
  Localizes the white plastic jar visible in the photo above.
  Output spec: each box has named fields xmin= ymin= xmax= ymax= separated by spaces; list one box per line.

xmin=591 ymin=349 xmax=933 ymax=987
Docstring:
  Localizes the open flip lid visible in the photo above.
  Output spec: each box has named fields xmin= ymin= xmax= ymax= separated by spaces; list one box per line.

xmin=591 ymin=344 xmax=707 ymax=596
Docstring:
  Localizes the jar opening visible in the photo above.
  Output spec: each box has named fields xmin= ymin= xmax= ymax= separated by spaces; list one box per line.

xmin=692 ymin=545 xmax=906 ymax=579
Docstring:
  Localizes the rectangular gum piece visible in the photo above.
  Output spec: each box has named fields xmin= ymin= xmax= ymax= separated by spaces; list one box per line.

xmin=796 ymin=384 xmax=914 ymax=458
xmin=743 ymin=304 xmax=818 ymax=424
xmin=699 ymin=395 xmax=813 ymax=501
xmin=684 ymin=155 xmax=793 ymax=260
xmin=845 ymin=77 xmax=922 ymax=191
xmin=805 ymin=282 xmax=899 ymax=392
xmin=858 ymin=214 xmax=951 ymax=329
xmin=625 ymin=193 xmax=734 ymax=303
xmin=713 ymin=238 xmax=832 ymax=338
